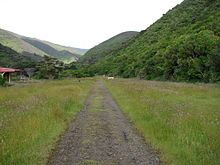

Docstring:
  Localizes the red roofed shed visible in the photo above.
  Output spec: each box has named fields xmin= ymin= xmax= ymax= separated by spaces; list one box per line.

xmin=0 ymin=67 xmax=21 ymax=83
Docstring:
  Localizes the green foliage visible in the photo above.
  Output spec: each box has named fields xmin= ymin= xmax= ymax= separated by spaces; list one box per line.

xmin=60 ymin=61 xmax=95 ymax=78
xmin=0 ymin=75 xmax=6 ymax=86
xmin=61 ymin=70 xmax=85 ymax=78
xmin=35 ymin=56 xmax=64 ymax=79
xmin=163 ymin=30 xmax=220 ymax=82
xmin=84 ymin=0 xmax=220 ymax=82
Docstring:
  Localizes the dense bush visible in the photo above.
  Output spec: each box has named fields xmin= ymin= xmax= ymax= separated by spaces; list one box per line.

xmin=60 ymin=70 xmax=86 ymax=78
xmin=0 ymin=75 xmax=6 ymax=86
xmin=163 ymin=30 xmax=220 ymax=82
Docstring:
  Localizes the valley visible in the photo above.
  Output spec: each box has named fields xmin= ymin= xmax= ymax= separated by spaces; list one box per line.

xmin=0 ymin=0 xmax=220 ymax=164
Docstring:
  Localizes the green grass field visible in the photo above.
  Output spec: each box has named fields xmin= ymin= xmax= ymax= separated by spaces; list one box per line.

xmin=1 ymin=78 xmax=220 ymax=165
xmin=0 ymin=79 xmax=95 ymax=165
xmin=105 ymin=79 xmax=220 ymax=165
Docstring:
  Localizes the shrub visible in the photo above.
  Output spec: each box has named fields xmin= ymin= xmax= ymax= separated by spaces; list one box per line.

xmin=0 ymin=75 xmax=6 ymax=86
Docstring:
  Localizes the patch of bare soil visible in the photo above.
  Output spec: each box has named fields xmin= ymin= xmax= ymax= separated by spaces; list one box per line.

xmin=48 ymin=81 xmax=162 ymax=165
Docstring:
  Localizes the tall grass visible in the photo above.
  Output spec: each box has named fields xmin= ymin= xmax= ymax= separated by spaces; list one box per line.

xmin=105 ymin=79 xmax=220 ymax=165
xmin=0 ymin=79 xmax=95 ymax=165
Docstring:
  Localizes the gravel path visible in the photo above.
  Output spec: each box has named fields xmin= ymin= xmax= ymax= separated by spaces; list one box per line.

xmin=48 ymin=80 xmax=162 ymax=165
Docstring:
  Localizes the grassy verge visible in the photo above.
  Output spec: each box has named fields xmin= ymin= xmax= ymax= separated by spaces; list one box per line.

xmin=105 ymin=79 xmax=220 ymax=165
xmin=0 ymin=78 xmax=95 ymax=165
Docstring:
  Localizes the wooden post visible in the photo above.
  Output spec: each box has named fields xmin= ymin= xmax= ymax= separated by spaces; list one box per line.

xmin=8 ymin=73 xmax=11 ymax=83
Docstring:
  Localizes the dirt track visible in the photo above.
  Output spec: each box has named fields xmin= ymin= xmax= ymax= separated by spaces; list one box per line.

xmin=48 ymin=80 xmax=162 ymax=165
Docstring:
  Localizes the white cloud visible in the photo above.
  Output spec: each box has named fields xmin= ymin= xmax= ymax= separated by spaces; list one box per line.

xmin=0 ymin=0 xmax=183 ymax=48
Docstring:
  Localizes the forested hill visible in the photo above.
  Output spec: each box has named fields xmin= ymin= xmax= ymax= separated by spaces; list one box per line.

xmin=79 ymin=31 xmax=138 ymax=64
xmin=0 ymin=43 xmax=36 ymax=68
xmin=85 ymin=0 xmax=220 ymax=82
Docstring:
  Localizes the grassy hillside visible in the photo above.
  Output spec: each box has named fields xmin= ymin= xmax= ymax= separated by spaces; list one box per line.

xmin=0 ymin=79 xmax=95 ymax=165
xmin=42 ymin=40 xmax=88 ymax=56
xmin=0 ymin=28 xmax=85 ymax=63
xmin=79 ymin=31 xmax=138 ymax=64
xmin=105 ymin=79 xmax=220 ymax=165
xmin=22 ymin=37 xmax=81 ymax=63
xmin=0 ymin=43 xmax=37 ymax=68
xmin=87 ymin=0 xmax=220 ymax=82
xmin=0 ymin=29 xmax=47 ymax=56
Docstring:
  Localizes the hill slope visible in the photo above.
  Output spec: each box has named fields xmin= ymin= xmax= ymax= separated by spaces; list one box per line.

xmin=0 ymin=28 xmax=87 ymax=63
xmin=79 ymin=31 xmax=138 ymax=64
xmin=0 ymin=28 xmax=47 ymax=58
xmin=22 ymin=37 xmax=81 ymax=63
xmin=0 ymin=43 xmax=36 ymax=68
xmin=85 ymin=0 xmax=220 ymax=82
xmin=42 ymin=40 xmax=88 ymax=56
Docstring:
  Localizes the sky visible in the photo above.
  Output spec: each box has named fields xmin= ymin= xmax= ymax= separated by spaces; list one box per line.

xmin=0 ymin=0 xmax=183 ymax=49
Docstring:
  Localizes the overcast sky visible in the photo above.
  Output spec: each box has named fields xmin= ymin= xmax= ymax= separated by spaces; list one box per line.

xmin=0 ymin=0 xmax=183 ymax=49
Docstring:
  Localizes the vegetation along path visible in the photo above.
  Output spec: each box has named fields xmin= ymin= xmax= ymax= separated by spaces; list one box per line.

xmin=48 ymin=80 xmax=161 ymax=165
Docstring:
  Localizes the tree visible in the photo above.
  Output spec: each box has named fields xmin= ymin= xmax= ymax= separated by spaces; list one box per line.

xmin=36 ymin=56 xmax=64 ymax=79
